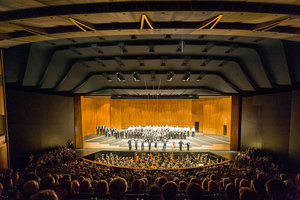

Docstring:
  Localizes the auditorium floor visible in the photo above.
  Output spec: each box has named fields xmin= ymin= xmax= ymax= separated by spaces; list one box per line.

xmin=76 ymin=132 xmax=238 ymax=161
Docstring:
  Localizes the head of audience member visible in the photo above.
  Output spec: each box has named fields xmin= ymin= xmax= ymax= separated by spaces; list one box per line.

xmin=0 ymin=183 xmax=3 ymax=196
xmin=77 ymin=176 xmax=85 ymax=183
xmin=179 ymin=181 xmax=188 ymax=190
xmin=240 ymin=179 xmax=250 ymax=188
xmin=265 ymin=179 xmax=288 ymax=200
xmin=239 ymin=188 xmax=259 ymax=200
xmin=189 ymin=178 xmax=201 ymax=185
xmin=173 ymin=177 xmax=180 ymax=186
xmin=208 ymin=180 xmax=219 ymax=193
xmin=23 ymin=180 xmax=39 ymax=198
xmin=149 ymin=185 xmax=162 ymax=200
xmin=284 ymin=180 xmax=296 ymax=199
xmin=52 ymin=174 xmax=59 ymax=187
xmin=132 ymin=179 xmax=141 ymax=191
xmin=225 ymin=183 xmax=239 ymax=200
xmin=30 ymin=189 xmax=58 ymax=200
xmin=71 ymin=180 xmax=80 ymax=193
xmin=39 ymin=175 xmax=55 ymax=190
xmin=109 ymin=177 xmax=128 ymax=200
xmin=158 ymin=177 xmax=168 ymax=190
xmin=186 ymin=183 xmax=204 ymax=200
xmin=94 ymin=180 xmax=108 ymax=196
xmin=1 ymin=176 xmax=13 ymax=189
xmin=251 ymin=178 xmax=266 ymax=196
xmin=162 ymin=181 xmax=178 ymax=200
xmin=79 ymin=179 xmax=91 ymax=193
xmin=91 ymin=180 xmax=98 ymax=188
xmin=202 ymin=178 xmax=210 ymax=191
xmin=25 ymin=172 xmax=40 ymax=183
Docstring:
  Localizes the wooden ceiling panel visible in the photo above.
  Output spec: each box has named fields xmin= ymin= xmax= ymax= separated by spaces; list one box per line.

xmin=10 ymin=16 xmax=72 ymax=28
xmin=0 ymin=0 xmax=46 ymax=12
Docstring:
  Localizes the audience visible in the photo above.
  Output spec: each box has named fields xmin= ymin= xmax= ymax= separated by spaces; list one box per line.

xmin=1 ymin=147 xmax=300 ymax=200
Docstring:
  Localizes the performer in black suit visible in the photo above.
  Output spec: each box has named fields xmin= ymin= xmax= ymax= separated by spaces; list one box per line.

xmin=96 ymin=125 xmax=99 ymax=134
xmin=186 ymin=142 xmax=191 ymax=151
xmin=128 ymin=139 xmax=132 ymax=150
xmin=135 ymin=139 xmax=138 ymax=150
xmin=154 ymin=139 xmax=158 ymax=149
xmin=148 ymin=140 xmax=152 ymax=151
xmin=162 ymin=138 xmax=167 ymax=151
xmin=179 ymin=140 xmax=184 ymax=151
xmin=141 ymin=139 xmax=145 ymax=151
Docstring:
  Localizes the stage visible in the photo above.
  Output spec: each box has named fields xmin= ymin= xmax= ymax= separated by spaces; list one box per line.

xmin=76 ymin=132 xmax=237 ymax=161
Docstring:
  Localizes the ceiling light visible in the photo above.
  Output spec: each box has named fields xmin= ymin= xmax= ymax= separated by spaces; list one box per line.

xmin=102 ymin=72 xmax=112 ymax=82
xmin=176 ymin=40 xmax=185 ymax=52
xmin=182 ymin=71 xmax=191 ymax=81
xmin=133 ymin=72 xmax=140 ymax=81
xmin=196 ymin=71 xmax=206 ymax=81
xmin=167 ymin=71 xmax=174 ymax=81
xmin=137 ymin=56 xmax=145 ymax=67
xmin=201 ymin=57 xmax=212 ymax=67
xmin=151 ymin=71 xmax=156 ymax=82
xmin=95 ymin=57 xmax=106 ymax=67
xmin=118 ymin=42 xmax=128 ymax=53
xmin=161 ymin=56 xmax=167 ymax=66
xmin=181 ymin=56 xmax=191 ymax=66
xmin=115 ymin=57 xmax=125 ymax=67
xmin=116 ymin=72 xmax=125 ymax=82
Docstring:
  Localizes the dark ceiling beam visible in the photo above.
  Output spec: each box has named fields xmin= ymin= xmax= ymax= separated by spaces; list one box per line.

xmin=86 ymin=86 xmax=227 ymax=96
xmin=7 ymin=22 xmax=300 ymax=39
xmin=53 ymin=54 xmax=252 ymax=92
xmin=0 ymin=1 xmax=299 ymax=22
xmin=69 ymin=70 xmax=242 ymax=94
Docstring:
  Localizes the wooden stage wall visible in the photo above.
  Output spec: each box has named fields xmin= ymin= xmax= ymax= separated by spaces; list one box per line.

xmin=80 ymin=97 xmax=232 ymax=139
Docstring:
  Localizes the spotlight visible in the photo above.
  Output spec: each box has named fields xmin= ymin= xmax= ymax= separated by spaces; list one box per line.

xmin=118 ymin=42 xmax=128 ymax=53
xmin=201 ymin=57 xmax=212 ymax=67
xmin=131 ymin=35 xmax=137 ymax=39
xmin=148 ymin=42 xmax=155 ymax=52
xmin=115 ymin=57 xmax=125 ymax=67
xmin=116 ymin=72 xmax=125 ymax=82
xmin=78 ymin=59 xmax=90 ymax=68
xmin=137 ymin=56 xmax=145 ymax=67
xmin=182 ymin=71 xmax=191 ymax=81
xmin=102 ymin=72 xmax=112 ymax=82
xmin=181 ymin=56 xmax=191 ymax=66
xmin=167 ymin=71 xmax=174 ymax=81
xmin=196 ymin=71 xmax=206 ymax=81
xmin=225 ymin=44 xmax=239 ymax=53
xmin=151 ymin=71 xmax=156 ymax=82
xmin=133 ymin=72 xmax=140 ymax=81
xmin=161 ymin=56 xmax=167 ymax=67
xmin=95 ymin=57 xmax=106 ymax=67
xmin=176 ymin=40 xmax=185 ymax=52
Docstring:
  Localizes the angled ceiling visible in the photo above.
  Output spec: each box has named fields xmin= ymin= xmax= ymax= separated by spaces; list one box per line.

xmin=2 ymin=0 xmax=300 ymax=98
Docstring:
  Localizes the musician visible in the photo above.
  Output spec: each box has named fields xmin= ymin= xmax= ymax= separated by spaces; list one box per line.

xmin=148 ymin=139 xmax=152 ymax=151
xmin=135 ymin=139 xmax=138 ymax=150
xmin=191 ymin=126 xmax=195 ymax=137
xmin=179 ymin=140 xmax=184 ymax=151
xmin=186 ymin=142 xmax=191 ymax=151
xmin=96 ymin=125 xmax=99 ymax=134
xmin=141 ymin=139 xmax=145 ymax=151
xmin=128 ymin=139 xmax=132 ymax=150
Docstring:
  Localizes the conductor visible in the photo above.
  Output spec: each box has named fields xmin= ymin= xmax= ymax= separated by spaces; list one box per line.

xmin=179 ymin=140 xmax=184 ymax=151
xmin=186 ymin=142 xmax=191 ymax=151
xmin=128 ymin=139 xmax=132 ymax=150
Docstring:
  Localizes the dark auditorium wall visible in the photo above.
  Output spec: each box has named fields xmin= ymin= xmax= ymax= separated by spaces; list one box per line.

xmin=6 ymin=89 xmax=74 ymax=168
xmin=241 ymin=91 xmax=300 ymax=169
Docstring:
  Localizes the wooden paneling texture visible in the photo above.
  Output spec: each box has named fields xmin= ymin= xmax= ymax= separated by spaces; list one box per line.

xmin=120 ymin=99 xmax=193 ymax=128
xmin=192 ymin=99 xmax=203 ymax=132
xmin=80 ymin=98 xmax=232 ymax=138
xmin=81 ymin=97 xmax=111 ymax=137
xmin=231 ymin=96 xmax=240 ymax=150
xmin=203 ymin=97 xmax=232 ymax=137
xmin=74 ymin=96 xmax=83 ymax=148
xmin=110 ymin=99 xmax=122 ymax=129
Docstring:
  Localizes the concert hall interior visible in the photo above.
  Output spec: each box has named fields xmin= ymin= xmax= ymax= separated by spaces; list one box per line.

xmin=0 ymin=0 xmax=300 ymax=177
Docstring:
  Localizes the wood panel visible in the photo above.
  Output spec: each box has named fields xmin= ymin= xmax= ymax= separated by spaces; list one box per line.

xmin=192 ymin=99 xmax=203 ymax=132
xmin=80 ymin=98 xmax=232 ymax=138
xmin=230 ymin=96 xmax=240 ymax=150
xmin=120 ymin=99 xmax=193 ymax=128
xmin=203 ymin=97 xmax=232 ymax=137
xmin=74 ymin=96 xmax=83 ymax=148
xmin=110 ymin=99 xmax=122 ymax=130
xmin=81 ymin=97 xmax=111 ymax=137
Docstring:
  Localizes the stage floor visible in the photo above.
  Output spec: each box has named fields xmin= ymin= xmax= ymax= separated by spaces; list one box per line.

xmin=76 ymin=133 xmax=237 ymax=161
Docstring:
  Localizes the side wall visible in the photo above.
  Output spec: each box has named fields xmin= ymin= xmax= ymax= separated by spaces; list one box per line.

xmin=241 ymin=91 xmax=300 ymax=168
xmin=80 ymin=97 xmax=232 ymax=138
xmin=6 ymin=90 xmax=75 ymax=168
